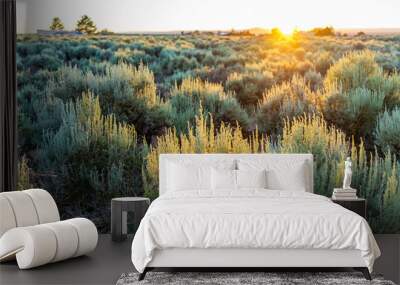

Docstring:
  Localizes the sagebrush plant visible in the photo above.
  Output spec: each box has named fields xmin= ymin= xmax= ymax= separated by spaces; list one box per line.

xmin=324 ymin=50 xmax=381 ymax=91
xmin=16 ymin=32 xmax=400 ymax=233
xmin=169 ymin=77 xmax=250 ymax=133
xmin=38 ymin=93 xmax=142 ymax=232
xmin=374 ymin=107 xmax=400 ymax=156
xmin=143 ymin=110 xmax=270 ymax=199
xmin=257 ymin=75 xmax=319 ymax=135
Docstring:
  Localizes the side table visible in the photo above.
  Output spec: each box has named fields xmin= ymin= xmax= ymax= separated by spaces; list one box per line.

xmin=331 ymin=198 xmax=367 ymax=219
xmin=111 ymin=197 xmax=150 ymax=242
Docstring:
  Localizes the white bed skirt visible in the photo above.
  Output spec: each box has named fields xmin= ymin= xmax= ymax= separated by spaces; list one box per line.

xmin=148 ymin=248 xmax=366 ymax=268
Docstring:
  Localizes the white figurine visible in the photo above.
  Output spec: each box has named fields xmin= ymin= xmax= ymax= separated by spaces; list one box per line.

xmin=342 ymin=157 xmax=353 ymax=189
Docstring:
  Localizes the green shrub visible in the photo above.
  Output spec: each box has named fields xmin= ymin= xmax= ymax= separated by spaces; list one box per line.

xmin=375 ymin=108 xmax=400 ymax=156
xmin=282 ymin=115 xmax=400 ymax=233
xmin=38 ymin=93 xmax=142 ymax=232
xmin=322 ymin=86 xmax=385 ymax=144
xmin=325 ymin=50 xmax=381 ymax=91
xmin=257 ymin=75 xmax=319 ymax=135
xmin=169 ymin=78 xmax=250 ymax=133
xmin=367 ymin=73 xmax=400 ymax=109
xmin=313 ymin=51 xmax=334 ymax=75
xmin=143 ymin=111 xmax=264 ymax=199
xmin=25 ymin=53 xmax=62 ymax=72
xmin=304 ymin=70 xmax=323 ymax=91
xmin=225 ymin=71 xmax=275 ymax=108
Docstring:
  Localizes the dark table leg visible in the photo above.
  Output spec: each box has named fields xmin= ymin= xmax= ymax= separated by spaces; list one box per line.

xmin=111 ymin=201 xmax=124 ymax=242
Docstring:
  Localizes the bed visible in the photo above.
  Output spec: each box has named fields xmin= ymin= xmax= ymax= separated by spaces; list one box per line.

xmin=131 ymin=154 xmax=380 ymax=280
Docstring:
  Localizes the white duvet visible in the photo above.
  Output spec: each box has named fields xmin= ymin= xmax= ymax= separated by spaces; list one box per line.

xmin=131 ymin=190 xmax=380 ymax=273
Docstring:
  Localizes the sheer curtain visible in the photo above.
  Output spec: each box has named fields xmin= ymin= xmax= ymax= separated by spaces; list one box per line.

xmin=0 ymin=0 xmax=17 ymax=192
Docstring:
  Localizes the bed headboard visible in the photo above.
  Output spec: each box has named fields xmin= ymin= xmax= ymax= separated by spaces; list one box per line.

xmin=159 ymin=153 xmax=313 ymax=195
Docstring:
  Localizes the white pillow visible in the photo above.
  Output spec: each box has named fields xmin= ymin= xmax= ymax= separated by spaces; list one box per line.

xmin=236 ymin=169 xmax=267 ymax=189
xmin=266 ymin=166 xmax=307 ymax=191
xmin=237 ymin=159 xmax=308 ymax=191
xmin=167 ymin=162 xmax=212 ymax=192
xmin=212 ymin=168 xmax=237 ymax=191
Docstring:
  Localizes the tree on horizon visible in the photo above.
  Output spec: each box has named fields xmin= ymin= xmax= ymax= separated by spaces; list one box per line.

xmin=50 ymin=17 xmax=64 ymax=31
xmin=75 ymin=15 xmax=97 ymax=35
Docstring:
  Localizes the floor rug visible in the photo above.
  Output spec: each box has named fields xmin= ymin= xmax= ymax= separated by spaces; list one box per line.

xmin=116 ymin=271 xmax=396 ymax=285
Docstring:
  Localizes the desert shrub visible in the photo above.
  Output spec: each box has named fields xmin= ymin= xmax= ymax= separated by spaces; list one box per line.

xmin=257 ymin=75 xmax=319 ymax=135
xmin=50 ymin=63 xmax=158 ymax=103
xmin=95 ymin=40 xmax=116 ymax=50
xmin=225 ymin=71 xmax=275 ymax=108
xmin=111 ymin=48 xmax=151 ymax=66
xmin=17 ymin=77 xmax=65 ymax=155
xmin=169 ymin=78 xmax=250 ymax=133
xmin=375 ymin=52 xmax=400 ymax=73
xmin=379 ymin=156 xmax=400 ymax=233
xmin=281 ymin=115 xmax=400 ymax=233
xmin=322 ymin=86 xmax=385 ymax=145
xmin=374 ymin=108 xmax=400 ymax=156
xmin=367 ymin=73 xmax=400 ymax=109
xmin=313 ymin=51 xmax=334 ymax=75
xmin=24 ymin=53 xmax=62 ymax=72
xmin=304 ymin=70 xmax=323 ymax=91
xmin=143 ymin=112 xmax=267 ymax=199
xmin=70 ymin=44 xmax=100 ymax=60
xmin=38 ymin=93 xmax=142 ymax=232
xmin=47 ymin=63 xmax=171 ymax=141
xmin=325 ymin=50 xmax=381 ymax=91
xmin=281 ymin=115 xmax=348 ymax=196
xmin=158 ymin=49 xmax=199 ymax=76
xmin=112 ymin=95 xmax=172 ymax=141
xmin=163 ymin=70 xmax=196 ymax=89
xmin=359 ymin=150 xmax=400 ymax=233
xmin=322 ymin=50 xmax=399 ymax=149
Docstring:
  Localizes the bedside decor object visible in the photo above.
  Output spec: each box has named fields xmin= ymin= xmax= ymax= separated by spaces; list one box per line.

xmin=332 ymin=157 xmax=358 ymax=199
xmin=331 ymin=198 xmax=367 ymax=219
xmin=332 ymin=188 xmax=358 ymax=200
xmin=343 ymin=157 xmax=353 ymax=190
xmin=111 ymin=197 xmax=150 ymax=242
xmin=0 ymin=189 xmax=98 ymax=269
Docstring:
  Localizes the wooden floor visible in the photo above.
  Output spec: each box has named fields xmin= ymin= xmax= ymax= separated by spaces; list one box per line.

xmin=0 ymin=235 xmax=399 ymax=285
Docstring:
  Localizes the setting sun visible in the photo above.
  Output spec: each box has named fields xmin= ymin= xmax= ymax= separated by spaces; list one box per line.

xmin=279 ymin=25 xmax=296 ymax=35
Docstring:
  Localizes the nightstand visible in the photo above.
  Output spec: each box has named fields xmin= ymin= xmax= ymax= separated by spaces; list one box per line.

xmin=111 ymin=197 xmax=150 ymax=242
xmin=331 ymin=198 xmax=366 ymax=218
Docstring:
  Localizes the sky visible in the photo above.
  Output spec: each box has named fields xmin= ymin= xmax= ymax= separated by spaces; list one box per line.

xmin=17 ymin=0 xmax=400 ymax=34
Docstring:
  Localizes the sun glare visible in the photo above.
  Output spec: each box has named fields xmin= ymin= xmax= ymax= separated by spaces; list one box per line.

xmin=280 ymin=26 xmax=294 ymax=35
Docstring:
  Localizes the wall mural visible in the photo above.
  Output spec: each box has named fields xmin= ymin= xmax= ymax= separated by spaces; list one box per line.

xmin=16 ymin=7 xmax=400 ymax=233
